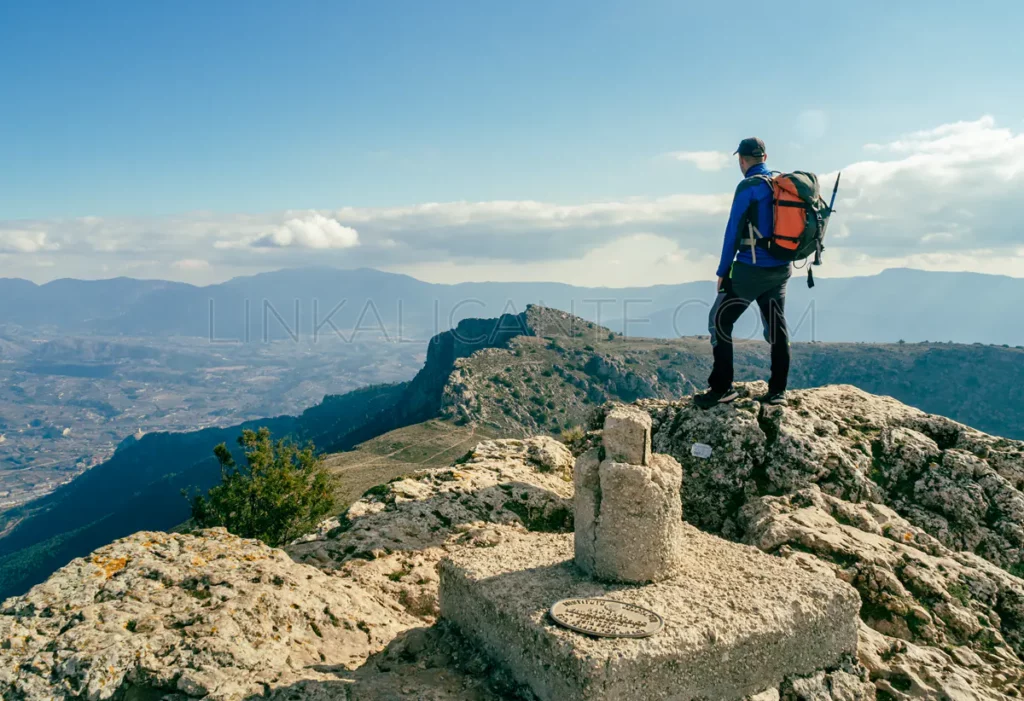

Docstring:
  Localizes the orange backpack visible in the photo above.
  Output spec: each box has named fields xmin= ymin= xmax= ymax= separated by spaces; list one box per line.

xmin=743 ymin=171 xmax=839 ymax=287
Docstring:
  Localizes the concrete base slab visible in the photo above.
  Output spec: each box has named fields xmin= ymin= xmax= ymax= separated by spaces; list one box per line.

xmin=439 ymin=527 xmax=860 ymax=701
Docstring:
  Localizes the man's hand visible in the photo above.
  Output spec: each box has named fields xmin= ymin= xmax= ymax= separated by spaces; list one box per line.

xmin=717 ymin=276 xmax=726 ymax=293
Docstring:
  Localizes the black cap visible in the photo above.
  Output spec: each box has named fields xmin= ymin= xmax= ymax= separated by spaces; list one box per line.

xmin=733 ymin=137 xmax=766 ymax=158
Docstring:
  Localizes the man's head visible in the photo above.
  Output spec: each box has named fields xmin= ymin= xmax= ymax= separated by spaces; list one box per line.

xmin=733 ymin=137 xmax=767 ymax=175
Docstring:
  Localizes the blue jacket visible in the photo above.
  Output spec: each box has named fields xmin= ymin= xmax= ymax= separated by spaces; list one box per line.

xmin=715 ymin=163 xmax=788 ymax=278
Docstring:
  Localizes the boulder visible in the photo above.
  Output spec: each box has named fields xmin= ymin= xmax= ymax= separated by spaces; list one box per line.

xmin=0 ymin=529 xmax=417 ymax=701
xmin=287 ymin=436 xmax=575 ymax=623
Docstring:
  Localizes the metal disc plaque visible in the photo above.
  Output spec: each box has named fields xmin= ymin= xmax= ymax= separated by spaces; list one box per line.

xmin=549 ymin=598 xmax=664 ymax=638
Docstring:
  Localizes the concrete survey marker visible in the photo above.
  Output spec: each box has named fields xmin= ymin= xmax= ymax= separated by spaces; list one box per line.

xmin=550 ymin=598 xmax=663 ymax=638
xmin=440 ymin=409 xmax=862 ymax=700
xmin=440 ymin=529 xmax=861 ymax=701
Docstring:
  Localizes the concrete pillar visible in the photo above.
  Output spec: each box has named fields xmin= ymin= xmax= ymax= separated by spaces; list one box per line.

xmin=574 ymin=406 xmax=685 ymax=583
xmin=602 ymin=406 xmax=652 ymax=466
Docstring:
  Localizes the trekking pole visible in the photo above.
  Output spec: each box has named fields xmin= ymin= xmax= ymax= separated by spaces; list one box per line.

xmin=814 ymin=172 xmax=841 ymax=266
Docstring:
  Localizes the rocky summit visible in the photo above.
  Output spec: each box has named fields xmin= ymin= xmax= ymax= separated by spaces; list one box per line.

xmin=2 ymin=384 xmax=1024 ymax=699
xmin=441 ymin=407 xmax=863 ymax=701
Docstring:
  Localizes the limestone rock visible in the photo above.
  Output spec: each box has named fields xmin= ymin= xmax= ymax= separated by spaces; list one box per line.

xmin=747 ymin=690 xmax=782 ymax=701
xmin=0 ymin=529 xmax=417 ymax=701
xmin=637 ymin=383 xmax=1024 ymax=573
xmin=287 ymin=436 xmax=574 ymax=621
xmin=740 ymin=486 xmax=1024 ymax=696
xmin=574 ymin=448 xmax=685 ymax=583
xmin=526 ymin=434 xmax=574 ymax=477
xmin=779 ymin=667 xmax=874 ymax=701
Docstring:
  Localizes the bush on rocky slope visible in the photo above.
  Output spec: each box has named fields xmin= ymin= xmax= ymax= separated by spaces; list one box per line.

xmin=186 ymin=427 xmax=337 ymax=547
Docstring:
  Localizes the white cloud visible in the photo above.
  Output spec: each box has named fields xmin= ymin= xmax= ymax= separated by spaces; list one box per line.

xmin=253 ymin=213 xmax=359 ymax=250
xmin=880 ymin=116 xmax=1002 ymax=154
xmin=333 ymin=194 xmax=726 ymax=235
xmin=2 ymin=116 xmax=1024 ymax=285
xmin=664 ymin=150 xmax=733 ymax=171
xmin=822 ymin=115 xmax=1024 ymax=257
xmin=0 ymin=229 xmax=60 ymax=254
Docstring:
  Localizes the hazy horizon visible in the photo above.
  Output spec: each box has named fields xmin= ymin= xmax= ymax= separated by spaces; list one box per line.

xmin=4 ymin=264 xmax=1024 ymax=290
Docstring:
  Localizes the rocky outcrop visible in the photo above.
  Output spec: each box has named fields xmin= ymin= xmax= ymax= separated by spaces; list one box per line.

xmin=638 ymin=383 xmax=1024 ymax=573
xmin=583 ymin=354 xmax=665 ymax=402
xmin=343 ymin=313 xmax=536 ymax=447
xmin=287 ymin=436 xmax=574 ymax=621
xmin=744 ymin=488 xmax=1024 ymax=697
xmin=631 ymin=383 xmax=1024 ymax=698
xmin=4 ymin=384 xmax=1024 ymax=699
xmin=0 ymin=529 xmax=417 ymax=700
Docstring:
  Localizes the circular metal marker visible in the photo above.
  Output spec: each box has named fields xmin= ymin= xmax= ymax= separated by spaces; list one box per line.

xmin=549 ymin=598 xmax=664 ymax=638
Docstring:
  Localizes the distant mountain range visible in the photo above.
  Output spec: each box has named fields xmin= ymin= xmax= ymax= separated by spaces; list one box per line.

xmin=2 ymin=266 xmax=1023 ymax=345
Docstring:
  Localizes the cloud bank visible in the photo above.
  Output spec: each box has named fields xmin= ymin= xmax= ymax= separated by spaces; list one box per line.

xmin=2 ymin=116 xmax=1022 ymax=285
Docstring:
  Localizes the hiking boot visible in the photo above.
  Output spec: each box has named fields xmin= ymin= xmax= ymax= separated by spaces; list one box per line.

xmin=693 ymin=387 xmax=739 ymax=410
xmin=758 ymin=390 xmax=788 ymax=406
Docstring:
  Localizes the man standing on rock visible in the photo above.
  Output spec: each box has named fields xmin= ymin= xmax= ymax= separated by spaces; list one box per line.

xmin=694 ymin=137 xmax=791 ymax=409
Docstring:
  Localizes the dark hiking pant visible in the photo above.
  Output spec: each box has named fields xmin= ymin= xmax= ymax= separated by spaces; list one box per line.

xmin=708 ymin=262 xmax=791 ymax=395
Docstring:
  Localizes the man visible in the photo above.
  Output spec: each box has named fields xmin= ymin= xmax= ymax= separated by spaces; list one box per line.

xmin=694 ymin=137 xmax=791 ymax=409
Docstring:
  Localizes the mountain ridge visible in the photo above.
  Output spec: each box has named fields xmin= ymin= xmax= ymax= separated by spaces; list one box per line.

xmin=3 ymin=305 xmax=1024 ymax=601
xmin=3 ymin=266 xmax=1024 ymax=345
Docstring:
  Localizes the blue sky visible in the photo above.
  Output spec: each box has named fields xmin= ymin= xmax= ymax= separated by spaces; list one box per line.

xmin=1 ymin=1 xmax=1023 ymax=284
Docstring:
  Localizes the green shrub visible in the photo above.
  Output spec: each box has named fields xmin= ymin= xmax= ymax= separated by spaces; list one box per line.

xmin=184 ymin=427 xmax=337 ymax=547
xmin=560 ymin=425 xmax=587 ymax=455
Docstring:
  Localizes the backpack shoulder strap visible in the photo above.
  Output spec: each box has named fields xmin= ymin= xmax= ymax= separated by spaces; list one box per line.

xmin=738 ymin=174 xmax=775 ymax=263
xmin=739 ymin=173 xmax=774 ymax=189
